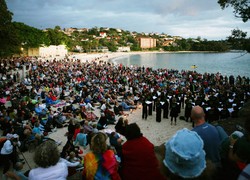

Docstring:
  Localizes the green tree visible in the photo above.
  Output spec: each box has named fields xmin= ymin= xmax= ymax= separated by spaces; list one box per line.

xmin=45 ymin=26 xmax=72 ymax=48
xmin=218 ymin=0 xmax=250 ymax=22
xmin=13 ymin=22 xmax=50 ymax=48
xmin=227 ymin=29 xmax=250 ymax=52
xmin=88 ymin=27 xmax=99 ymax=36
xmin=0 ymin=0 xmax=20 ymax=56
xmin=227 ymin=29 xmax=247 ymax=49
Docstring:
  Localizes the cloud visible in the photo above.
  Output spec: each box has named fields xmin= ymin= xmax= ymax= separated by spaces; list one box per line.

xmin=6 ymin=0 xmax=250 ymax=40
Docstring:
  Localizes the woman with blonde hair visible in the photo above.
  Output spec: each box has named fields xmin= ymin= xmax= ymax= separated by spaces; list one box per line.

xmin=82 ymin=132 xmax=121 ymax=180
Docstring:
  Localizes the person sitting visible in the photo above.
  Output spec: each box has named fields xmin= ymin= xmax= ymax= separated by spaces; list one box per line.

xmin=81 ymin=106 xmax=97 ymax=122
xmin=74 ymin=128 xmax=87 ymax=149
xmin=0 ymin=134 xmax=22 ymax=179
xmin=67 ymin=151 xmax=83 ymax=168
xmin=29 ymin=140 xmax=68 ymax=180
xmin=156 ymin=128 xmax=215 ymax=179
xmin=82 ymin=132 xmax=121 ymax=180
xmin=121 ymin=123 xmax=166 ymax=180
xmin=121 ymin=99 xmax=136 ymax=111
xmin=32 ymin=121 xmax=44 ymax=139
xmin=97 ymin=113 xmax=108 ymax=130
xmin=34 ymin=103 xmax=46 ymax=117
xmin=54 ymin=108 xmax=70 ymax=127
xmin=113 ymin=101 xmax=125 ymax=116
xmin=191 ymin=106 xmax=221 ymax=168
xmin=61 ymin=134 xmax=81 ymax=160
xmin=115 ymin=117 xmax=128 ymax=136
xmin=109 ymin=131 xmax=123 ymax=158
xmin=67 ymin=119 xmax=76 ymax=136
xmin=104 ymin=108 xmax=116 ymax=124
xmin=73 ymin=123 xmax=81 ymax=140
xmin=83 ymin=121 xmax=93 ymax=134
xmin=229 ymin=118 xmax=250 ymax=179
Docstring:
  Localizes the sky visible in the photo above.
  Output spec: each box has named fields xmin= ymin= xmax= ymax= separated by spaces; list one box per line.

xmin=6 ymin=0 xmax=250 ymax=40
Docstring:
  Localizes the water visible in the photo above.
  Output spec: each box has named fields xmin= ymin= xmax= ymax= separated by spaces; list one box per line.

xmin=112 ymin=52 xmax=250 ymax=77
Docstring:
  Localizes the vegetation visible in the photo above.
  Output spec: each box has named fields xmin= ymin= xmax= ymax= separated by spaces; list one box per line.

xmin=218 ymin=0 xmax=250 ymax=22
xmin=163 ymin=38 xmax=229 ymax=52
xmin=0 ymin=0 xmax=20 ymax=56
xmin=46 ymin=26 xmax=72 ymax=47
xmin=218 ymin=0 xmax=250 ymax=53
xmin=13 ymin=22 xmax=50 ymax=48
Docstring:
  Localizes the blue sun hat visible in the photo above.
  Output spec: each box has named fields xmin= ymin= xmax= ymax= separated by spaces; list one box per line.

xmin=163 ymin=128 xmax=206 ymax=178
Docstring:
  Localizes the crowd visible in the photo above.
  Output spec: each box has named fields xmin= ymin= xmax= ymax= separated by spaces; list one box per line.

xmin=0 ymin=55 xmax=249 ymax=179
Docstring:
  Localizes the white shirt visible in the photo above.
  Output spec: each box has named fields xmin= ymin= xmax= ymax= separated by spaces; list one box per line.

xmin=29 ymin=162 xmax=68 ymax=180
xmin=0 ymin=140 xmax=13 ymax=155
xmin=101 ymin=103 xmax=106 ymax=111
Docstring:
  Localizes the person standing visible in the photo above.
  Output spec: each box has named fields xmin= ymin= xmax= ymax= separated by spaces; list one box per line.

xmin=156 ymin=99 xmax=162 ymax=122
xmin=142 ymin=98 xmax=148 ymax=120
xmin=162 ymin=98 xmax=169 ymax=119
xmin=185 ymin=99 xmax=193 ymax=122
xmin=170 ymin=98 xmax=179 ymax=125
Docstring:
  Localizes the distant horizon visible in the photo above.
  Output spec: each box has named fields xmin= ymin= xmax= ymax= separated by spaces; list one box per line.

xmin=6 ymin=0 xmax=250 ymax=41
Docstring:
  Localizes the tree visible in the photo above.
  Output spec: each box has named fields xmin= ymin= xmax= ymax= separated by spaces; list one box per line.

xmin=13 ymin=22 xmax=50 ymax=48
xmin=45 ymin=26 xmax=72 ymax=48
xmin=0 ymin=0 xmax=21 ymax=56
xmin=227 ymin=29 xmax=247 ymax=49
xmin=218 ymin=1 xmax=250 ymax=52
xmin=218 ymin=0 xmax=250 ymax=22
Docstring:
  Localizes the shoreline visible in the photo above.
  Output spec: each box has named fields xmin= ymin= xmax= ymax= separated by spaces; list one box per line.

xmin=68 ymin=50 xmax=247 ymax=65
xmin=68 ymin=50 xmax=225 ymax=63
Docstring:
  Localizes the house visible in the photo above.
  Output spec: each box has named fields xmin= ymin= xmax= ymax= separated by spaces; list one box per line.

xmin=99 ymin=32 xmax=107 ymax=38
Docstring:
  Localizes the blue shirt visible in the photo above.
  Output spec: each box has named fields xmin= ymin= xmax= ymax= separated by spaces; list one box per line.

xmin=32 ymin=127 xmax=42 ymax=135
xmin=192 ymin=122 xmax=221 ymax=165
xmin=74 ymin=133 xmax=87 ymax=147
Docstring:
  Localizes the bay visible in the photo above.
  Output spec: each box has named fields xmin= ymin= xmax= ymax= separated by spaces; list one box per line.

xmin=112 ymin=52 xmax=250 ymax=78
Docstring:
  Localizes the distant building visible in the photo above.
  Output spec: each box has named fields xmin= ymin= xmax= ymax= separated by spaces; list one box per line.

xmin=99 ymin=32 xmax=107 ymax=38
xmin=27 ymin=45 xmax=68 ymax=57
xmin=117 ymin=46 xmax=131 ymax=52
xmin=63 ymin=27 xmax=88 ymax=36
xmin=63 ymin=28 xmax=77 ymax=36
xmin=162 ymin=39 xmax=174 ymax=46
xmin=116 ymin=28 xmax=122 ymax=33
xmin=97 ymin=46 xmax=109 ymax=53
xmin=139 ymin=37 xmax=157 ymax=49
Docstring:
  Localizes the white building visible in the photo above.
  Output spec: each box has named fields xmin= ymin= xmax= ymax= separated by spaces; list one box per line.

xmin=117 ymin=46 xmax=131 ymax=52
xmin=27 ymin=45 xmax=68 ymax=57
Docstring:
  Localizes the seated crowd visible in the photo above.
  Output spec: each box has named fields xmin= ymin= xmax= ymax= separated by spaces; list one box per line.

xmin=0 ymin=56 xmax=249 ymax=179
